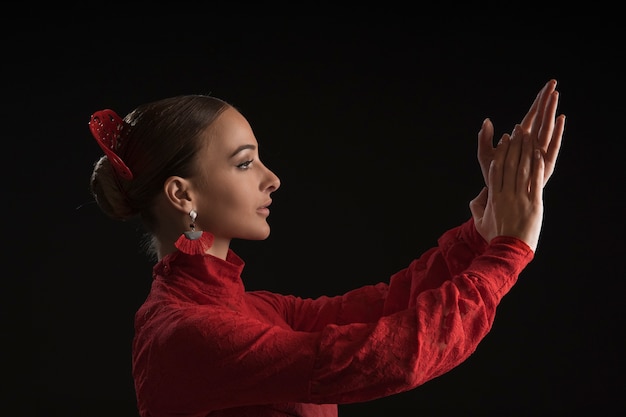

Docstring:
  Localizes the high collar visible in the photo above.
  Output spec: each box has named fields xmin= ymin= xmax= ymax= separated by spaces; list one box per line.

xmin=153 ymin=249 xmax=246 ymax=298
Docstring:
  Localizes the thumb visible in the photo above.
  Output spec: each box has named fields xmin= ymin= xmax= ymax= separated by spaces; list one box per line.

xmin=477 ymin=118 xmax=495 ymax=185
xmin=469 ymin=187 xmax=488 ymax=219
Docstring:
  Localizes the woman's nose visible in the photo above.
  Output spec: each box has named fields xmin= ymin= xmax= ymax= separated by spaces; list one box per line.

xmin=262 ymin=164 xmax=280 ymax=192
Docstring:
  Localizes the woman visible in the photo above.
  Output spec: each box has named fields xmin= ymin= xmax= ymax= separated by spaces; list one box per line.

xmin=88 ymin=80 xmax=564 ymax=416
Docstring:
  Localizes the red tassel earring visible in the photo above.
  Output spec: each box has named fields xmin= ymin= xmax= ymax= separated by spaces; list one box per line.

xmin=174 ymin=209 xmax=214 ymax=255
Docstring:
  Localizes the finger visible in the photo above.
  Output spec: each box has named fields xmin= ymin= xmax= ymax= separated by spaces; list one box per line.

xmin=520 ymin=79 xmax=556 ymax=131
xmin=537 ymin=90 xmax=560 ymax=152
xmin=530 ymin=148 xmax=545 ymax=204
xmin=519 ymin=89 xmax=541 ymax=131
xmin=490 ymin=132 xmax=510 ymax=192
xmin=477 ymin=118 xmax=495 ymax=184
xmin=544 ymin=114 xmax=566 ymax=184
xmin=516 ymin=128 xmax=533 ymax=195
xmin=503 ymin=125 xmax=524 ymax=193
xmin=528 ymin=80 xmax=557 ymax=137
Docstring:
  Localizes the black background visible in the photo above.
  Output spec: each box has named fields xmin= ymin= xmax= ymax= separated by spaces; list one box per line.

xmin=15 ymin=14 xmax=625 ymax=417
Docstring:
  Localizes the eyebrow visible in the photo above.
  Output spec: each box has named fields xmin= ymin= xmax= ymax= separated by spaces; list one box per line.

xmin=229 ymin=144 xmax=256 ymax=158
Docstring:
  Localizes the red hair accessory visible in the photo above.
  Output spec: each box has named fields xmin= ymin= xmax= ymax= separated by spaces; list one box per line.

xmin=89 ymin=109 xmax=134 ymax=181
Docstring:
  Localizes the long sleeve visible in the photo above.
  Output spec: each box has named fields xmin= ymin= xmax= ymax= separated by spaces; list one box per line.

xmin=255 ymin=217 xmax=531 ymax=403
xmin=253 ymin=218 xmax=491 ymax=329
xmin=132 ymin=218 xmax=533 ymax=415
xmin=308 ymin=219 xmax=532 ymax=402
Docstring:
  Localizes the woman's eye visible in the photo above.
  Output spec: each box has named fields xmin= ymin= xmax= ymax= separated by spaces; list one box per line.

xmin=237 ymin=160 xmax=253 ymax=169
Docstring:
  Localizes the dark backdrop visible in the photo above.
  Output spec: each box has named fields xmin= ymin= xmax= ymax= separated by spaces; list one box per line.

xmin=14 ymin=15 xmax=624 ymax=417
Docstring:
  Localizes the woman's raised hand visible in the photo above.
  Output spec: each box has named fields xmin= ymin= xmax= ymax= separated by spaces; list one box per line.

xmin=471 ymin=125 xmax=546 ymax=252
xmin=477 ymin=79 xmax=565 ymax=187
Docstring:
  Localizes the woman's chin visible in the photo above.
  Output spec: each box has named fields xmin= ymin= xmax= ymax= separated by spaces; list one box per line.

xmin=242 ymin=228 xmax=271 ymax=241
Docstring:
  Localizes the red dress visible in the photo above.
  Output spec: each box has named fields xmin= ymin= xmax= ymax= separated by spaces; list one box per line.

xmin=132 ymin=218 xmax=533 ymax=416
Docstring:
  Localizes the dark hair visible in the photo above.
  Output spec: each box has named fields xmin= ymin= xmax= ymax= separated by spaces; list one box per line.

xmin=90 ymin=94 xmax=231 ymax=234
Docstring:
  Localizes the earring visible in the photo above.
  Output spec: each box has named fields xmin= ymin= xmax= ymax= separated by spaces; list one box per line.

xmin=174 ymin=209 xmax=214 ymax=255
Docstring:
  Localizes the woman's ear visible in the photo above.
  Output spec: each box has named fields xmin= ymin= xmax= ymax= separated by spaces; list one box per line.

xmin=163 ymin=176 xmax=194 ymax=213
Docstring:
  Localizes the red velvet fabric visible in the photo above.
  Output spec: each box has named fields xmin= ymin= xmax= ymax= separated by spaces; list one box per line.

xmin=132 ymin=218 xmax=533 ymax=416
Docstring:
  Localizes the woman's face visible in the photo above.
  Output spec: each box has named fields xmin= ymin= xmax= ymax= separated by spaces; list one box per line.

xmin=191 ymin=107 xmax=281 ymax=242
